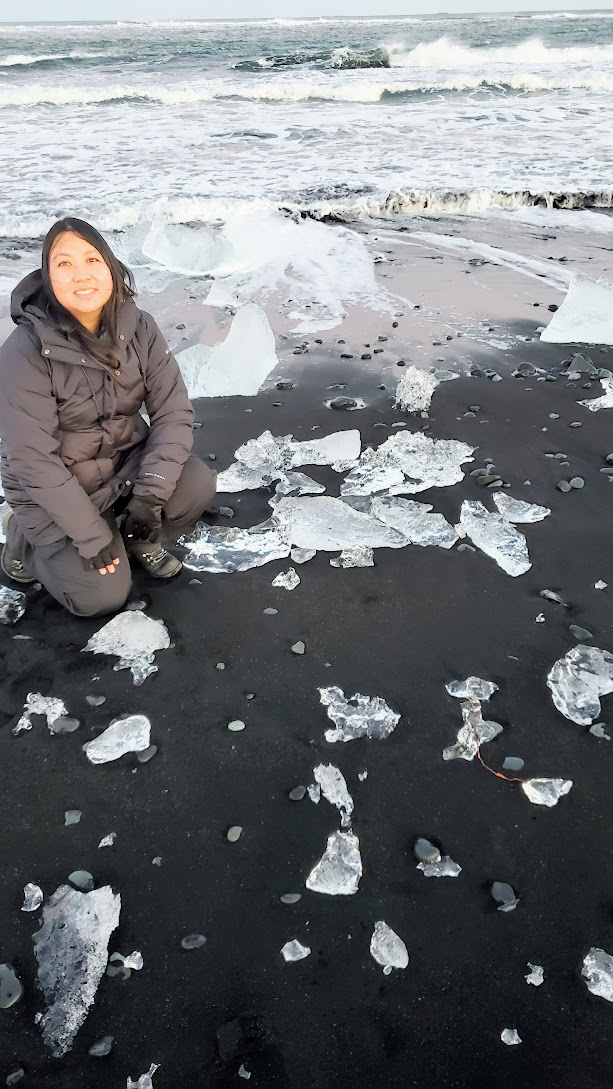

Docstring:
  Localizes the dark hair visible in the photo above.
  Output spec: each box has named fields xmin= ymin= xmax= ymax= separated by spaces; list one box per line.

xmin=41 ymin=217 xmax=136 ymax=368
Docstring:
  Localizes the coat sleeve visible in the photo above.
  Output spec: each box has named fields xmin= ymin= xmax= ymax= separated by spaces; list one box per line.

xmin=0 ymin=346 xmax=113 ymax=559
xmin=132 ymin=314 xmax=194 ymax=504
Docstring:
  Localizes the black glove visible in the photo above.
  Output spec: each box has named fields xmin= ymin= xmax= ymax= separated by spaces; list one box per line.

xmin=123 ymin=495 xmax=163 ymax=543
xmin=86 ymin=547 xmax=120 ymax=572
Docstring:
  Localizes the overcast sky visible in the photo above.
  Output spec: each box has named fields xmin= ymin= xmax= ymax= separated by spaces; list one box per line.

xmin=13 ymin=1 xmax=613 ymax=21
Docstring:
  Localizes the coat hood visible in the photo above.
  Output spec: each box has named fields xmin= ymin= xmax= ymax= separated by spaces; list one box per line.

xmin=10 ymin=269 xmax=49 ymax=329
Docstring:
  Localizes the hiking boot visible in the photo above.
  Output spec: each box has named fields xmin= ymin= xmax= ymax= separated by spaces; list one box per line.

xmin=129 ymin=540 xmax=183 ymax=579
xmin=1 ymin=512 xmax=36 ymax=585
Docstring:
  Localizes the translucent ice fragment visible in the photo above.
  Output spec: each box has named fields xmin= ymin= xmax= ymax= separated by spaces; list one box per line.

xmin=540 ymin=589 xmax=567 ymax=606
xmin=83 ymin=715 xmax=151 ymax=765
xmin=272 ymin=568 xmax=300 ymax=590
xmin=330 ymin=546 xmax=374 ymax=568
xmin=98 ymin=834 xmax=116 ymax=848
xmin=0 ymin=963 xmax=23 ymax=1009
xmin=413 ymin=837 xmax=441 ymax=863
xmin=181 ymin=934 xmax=207 ymax=950
xmin=182 ymin=519 xmax=290 ymax=573
xmin=446 ymin=677 xmax=498 ymax=701
xmin=370 ymin=921 xmax=409 ymax=974
xmin=22 ymin=883 xmax=43 ymax=912
xmin=0 ymin=586 xmax=26 ymax=625
xmin=291 ymin=547 xmax=316 ymax=564
xmin=370 ymin=496 xmax=459 ymax=549
xmin=127 ymin=1064 xmax=160 ymax=1089
xmin=595 ymin=580 xmax=608 ymax=590
xmin=281 ymin=939 xmax=311 ymax=962
xmin=521 ymin=778 xmax=573 ymax=806
xmin=274 ymin=495 xmax=405 ymax=552
xmin=458 ymin=500 xmax=531 ymax=577
xmin=88 ymin=1035 xmax=114 ymax=1057
xmin=342 ymin=430 xmax=474 ymax=497
xmin=13 ymin=692 xmax=68 ymax=735
xmin=582 ymin=948 xmax=613 ymax=1002
xmin=83 ymin=612 xmax=170 ymax=685
xmin=541 ymin=274 xmax=613 ymax=346
xmin=313 ymin=764 xmax=354 ymax=828
xmin=443 ymin=699 xmax=503 ymax=761
xmin=238 ymin=1065 xmax=252 ymax=1080
xmin=418 ymin=856 xmax=462 ymax=878
xmin=492 ymin=494 xmax=551 ymax=524
xmin=547 ymin=645 xmax=613 ymax=724
xmin=501 ymin=1028 xmax=522 ymax=1045
xmin=306 ymin=830 xmax=362 ymax=895
xmin=589 ymin=723 xmax=611 ymax=740
xmin=319 ymin=685 xmax=401 ymax=743
xmin=64 ymin=810 xmax=82 ymax=826
xmin=526 ymin=963 xmax=544 ymax=987
xmin=579 ymin=375 xmax=613 ymax=412
xmin=491 ymin=881 xmax=519 ymax=912
xmin=272 ymin=471 xmax=326 ymax=501
xmin=33 ymin=884 xmax=121 ymax=1056
xmin=176 ymin=303 xmax=278 ymax=399
xmin=216 ymin=461 xmax=277 ymax=493
xmin=219 ymin=429 xmax=361 ymax=494
xmin=111 ymin=951 xmax=143 ymax=971
xmin=395 ymin=367 xmax=441 ymax=413
xmin=307 ymin=783 xmax=321 ymax=803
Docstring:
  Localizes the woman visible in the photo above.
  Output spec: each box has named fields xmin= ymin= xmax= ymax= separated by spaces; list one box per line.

xmin=0 ymin=218 xmax=216 ymax=617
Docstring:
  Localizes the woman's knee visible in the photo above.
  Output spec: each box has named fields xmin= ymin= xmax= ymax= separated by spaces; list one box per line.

xmin=63 ymin=569 xmax=132 ymax=618
xmin=165 ymin=457 xmax=217 ymax=526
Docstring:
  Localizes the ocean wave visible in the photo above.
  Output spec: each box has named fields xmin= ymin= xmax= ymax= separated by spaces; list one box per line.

xmin=0 ymin=51 xmax=108 ymax=69
xmin=388 ymin=34 xmax=613 ymax=69
xmin=529 ymin=9 xmax=613 ymax=17
xmin=235 ymin=45 xmax=391 ymax=71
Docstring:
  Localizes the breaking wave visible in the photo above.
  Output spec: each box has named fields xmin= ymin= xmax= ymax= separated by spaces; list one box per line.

xmin=387 ymin=34 xmax=613 ymax=68
xmin=0 ymin=51 xmax=107 ymax=68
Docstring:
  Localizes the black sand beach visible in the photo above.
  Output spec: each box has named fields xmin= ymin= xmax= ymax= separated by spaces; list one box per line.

xmin=1 ymin=223 xmax=613 ymax=1088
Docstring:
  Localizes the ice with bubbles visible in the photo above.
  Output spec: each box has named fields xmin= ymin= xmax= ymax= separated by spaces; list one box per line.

xmin=370 ymin=921 xmax=409 ymax=974
xmin=83 ymin=612 xmax=170 ymax=685
xmin=547 ymin=645 xmax=613 ymax=725
xmin=306 ymin=830 xmax=362 ymax=895
xmin=320 ymin=685 xmax=401 ymax=743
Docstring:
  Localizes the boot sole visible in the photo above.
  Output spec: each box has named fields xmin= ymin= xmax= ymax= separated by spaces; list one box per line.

xmin=1 ymin=546 xmax=36 ymax=585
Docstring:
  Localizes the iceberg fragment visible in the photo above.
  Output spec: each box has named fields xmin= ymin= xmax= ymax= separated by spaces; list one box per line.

xmin=547 ymin=645 xmax=613 ymax=724
xmin=33 ymin=884 xmax=121 ymax=1057
xmin=127 ymin=1064 xmax=160 ymax=1089
xmin=501 ymin=1028 xmax=522 ymax=1046
xmin=176 ymin=303 xmax=278 ymax=399
xmin=446 ymin=677 xmax=498 ymax=701
xmin=417 ymin=856 xmax=462 ymax=878
xmin=320 ymin=686 xmax=401 ymax=743
xmin=13 ymin=692 xmax=68 ymax=736
xmin=313 ymin=764 xmax=354 ymax=828
xmin=582 ymin=948 xmax=613 ymax=1002
xmin=491 ymin=881 xmax=519 ymax=912
xmin=526 ymin=963 xmax=544 ymax=987
xmin=394 ymin=367 xmax=442 ymax=413
xmin=218 ymin=429 xmax=361 ymax=493
xmin=0 ymin=586 xmax=26 ymax=625
xmin=83 ymin=612 xmax=170 ymax=685
xmin=330 ymin=546 xmax=374 ymax=568
xmin=341 ymin=430 xmax=474 ymax=497
xmin=306 ymin=830 xmax=362 ymax=895
xmin=0 ymin=963 xmax=23 ymax=1009
xmin=521 ymin=778 xmax=573 ymax=807
xmin=274 ymin=496 xmax=404 ymax=551
xmin=291 ymin=547 xmax=316 ymax=564
xmin=272 ymin=567 xmax=301 ymax=590
xmin=540 ymin=273 xmax=613 ymax=346
xmin=370 ymin=496 xmax=459 ymax=548
xmin=370 ymin=921 xmax=409 ymax=974
xmin=578 ymin=375 xmax=613 ymax=412
xmin=492 ymin=494 xmax=551 ymax=523
xmin=182 ymin=520 xmax=291 ymax=573
xmin=443 ymin=699 xmax=503 ymax=761
xmin=281 ymin=939 xmax=311 ymax=963
xmin=458 ymin=500 xmax=531 ymax=577
xmin=22 ymin=883 xmax=43 ymax=912
xmin=83 ymin=715 xmax=151 ymax=765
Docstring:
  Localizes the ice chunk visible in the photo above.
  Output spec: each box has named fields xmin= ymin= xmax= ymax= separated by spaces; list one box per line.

xmin=521 ymin=778 xmax=573 ymax=806
xmin=272 ymin=568 xmax=301 ymax=590
xmin=526 ymin=963 xmax=544 ymax=987
xmin=595 ymin=580 xmax=608 ymax=590
xmin=370 ymin=496 xmax=459 ymax=549
xmin=83 ymin=714 xmax=151 ymax=764
xmin=0 ymin=964 xmax=23 ymax=1009
xmin=22 ymin=883 xmax=43 ymax=912
xmin=98 ymin=833 xmax=116 ymax=848
xmin=274 ymin=495 xmax=405 ymax=552
xmin=127 ymin=1065 xmax=159 ymax=1089
xmin=547 ymin=645 xmax=613 ymax=725
xmin=540 ymin=274 xmax=613 ymax=346
xmin=417 ymin=856 xmax=462 ymax=878
xmin=182 ymin=519 xmax=290 ymax=573
xmin=176 ymin=304 xmax=278 ymax=399
xmin=281 ymin=939 xmax=311 ymax=962
xmin=313 ymin=764 xmax=354 ymax=828
xmin=291 ymin=547 xmax=316 ymax=564
xmin=582 ymin=948 xmax=613 ymax=1002
xmin=13 ymin=692 xmax=68 ymax=735
xmin=446 ymin=677 xmax=498 ymax=701
xmin=110 ymin=951 xmax=143 ymax=971
xmin=64 ymin=810 xmax=82 ymax=826
xmin=0 ymin=586 xmax=26 ymax=625
xmin=319 ymin=685 xmax=401 ymax=743
xmin=443 ymin=699 xmax=503 ymax=761
xmin=272 ymin=471 xmax=326 ymax=501
xmin=341 ymin=430 xmax=474 ymax=497
xmin=540 ymin=589 xmax=567 ymax=606
xmin=330 ymin=546 xmax=374 ymax=568
xmin=216 ymin=461 xmax=278 ymax=493
xmin=501 ymin=1028 xmax=522 ymax=1046
xmin=308 ymin=783 xmax=321 ymax=804
xmin=589 ymin=723 xmax=611 ymax=740
xmin=578 ymin=374 xmax=613 ymax=412
xmin=33 ymin=884 xmax=121 ymax=1056
xmin=491 ymin=881 xmax=519 ymax=912
xmin=83 ymin=612 xmax=170 ymax=686
xmin=49 ymin=715 xmax=81 ymax=735
xmin=218 ymin=429 xmax=361 ymax=494
xmin=142 ymin=220 xmax=230 ymax=275
xmin=395 ymin=367 xmax=442 ymax=413
xmin=458 ymin=500 xmax=531 ymax=577
xmin=492 ymin=494 xmax=551 ymax=523
xmin=306 ymin=830 xmax=362 ymax=895
xmin=238 ymin=1065 xmax=252 ymax=1080
xmin=370 ymin=921 xmax=409 ymax=974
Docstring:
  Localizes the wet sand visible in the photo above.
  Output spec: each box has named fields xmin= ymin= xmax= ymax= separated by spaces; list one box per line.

xmin=1 ymin=215 xmax=613 ymax=1088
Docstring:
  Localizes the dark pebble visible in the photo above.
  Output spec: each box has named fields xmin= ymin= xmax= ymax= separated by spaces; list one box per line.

xmin=208 ymin=454 xmax=217 ymax=461
xmin=329 ymin=397 xmax=357 ymax=410
xmin=446 ymin=335 xmax=453 ymax=341
xmin=548 ymin=304 xmax=558 ymax=312
xmin=314 ymin=339 xmax=323 ymax=344
xmin=361 ymin=353 xmax=372 ymax=360
xmin=276 ymin=379 xmax=294 ymax=390
xmin=338 ymin=339 xmax=345 ymax=344
xmin=557 ymin=481 xmax=572 ymax=493
xmin=379 ymin=384 xmax=386 ymax=390
xmin=569 ymin=422 xmax=583 ymax=428
xmin=432 ymin=340 xmax=442 ymax=346
xmin=373 ymin=348 xmax=384 ymax=354
xmin=378 ymin=336 xmax=388 ymax=342
xmin=392 ymin=321 xmax=399 ymax=328
xmin=219 ymin=506 xmax=235 ymax=518
xmin=477 ymin=475 xmax=502 ymax=486
xmin=397 ymin=360 xmax=405 ymax=367
xmin=569 ymin=624 xmax=593 ymax=640
xmin=340 ymin=353 xmax=354 ymax=360
xmin=607 ymin=453 xmax=613 ymax=464
xmin=272 ymin=402 xmax=282 ymax=408
xmin=175 ymin=323 xmax=186 ymax=330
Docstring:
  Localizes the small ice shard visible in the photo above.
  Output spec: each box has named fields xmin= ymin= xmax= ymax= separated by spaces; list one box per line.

xmin=589 ymin=723 xmax=611 ymax=740
xmin=68 ymin=871 xmax=94 ymax=892
xmin=330 ymin=546 xmax=374 ymax=568
xmin=0 ymin=963 xmax=23 ymax=1009
xmin=579 ymin=375 xmax=613 ymax=411
xmin=83 ymin=612 xmax=170 ymax=685
xmin=291 ymin=547 xmax=316 ymax=564
xmin=176 ymin=303 xmax=278 ymax=398
xmin=217 ymin=429 xmax=361 ymax=493
xmin=64 ymin=810 xmax=82 ymax=826
xmin=540 ymin=589 xmax=567 ymax=606
xmin=458 ymin=500 xmax=531 ymax=577
xmin=501 ymin=1028 xmax=522 ymax=1046
xmin=492 ymin=494 xmax=550 ymax=523
xmin=227 ymin=826 xmax=243 ymax=842
xmin=306 ymin=830 xmax=362 ymax=895
xmin=110 ymin=951 xmax=143 ymax=971
xmin=370 ymin=496 xmax=459 ymax=549
xmin=83 ymin=714 xmax=151 ymax=765
xmin=357 ymin=770 xmax=368 ymax=781
xmin=127 ymin=1064 xmax=159 ymax=1089
xmin=98 ymin=834 xmax=116 ymax=848
xmin=272 ymin=568 xmax=300 ymax=590
xmin=540 ymin=273 xmax=613 ymax=346
xmin=313 ymin=764 xmax=354 ymax=828
xmin=308 ymin=783 xmax=321 ymax=804
xmin=547 ymin=645 xmax=613 ymax=724
xmin=595 ymin=580 xmax=608 ymax=590
xmin=182 ymin=519 xmax=290 ymax=574
xmin=341 ymin=430 xmax=474 ymax=497
xmin=491 ymin=881 xmax=519 ymax=912
xmin=5 ymin=1067 xmax=25 ymax=1085
xmin=370 ymin=921 xmax=409 ymax=974
xmin=274 ymin=495 xmax=405 ymax=551
xmin=443 ymin=699 xmax=503 ymax=761
xmin=281 ymin=939 xmax=311 ymax=962
xmin=503 ymin=756 xmax=525 ymax=772
xmin=395 ymin=366 xmax=442 ymax=412
xmin=49 ymin=715 xmax=81 ymax=735
xmin=152 ymin=857 xmax=162 ymax=866
xmin=446 ymin=677 xmax=498 ymax=701
xmin=22 ymin=883 xmax=43 ymax=912
xmin=0 ymin=586 xmax=26 ymax=625
xmin=536 ymin=613 xmax=546 ymax=623
xmin=13 ymin=692 xmax=68 ymax=735
xmin=272 ymin=471 xmax=326 ymax=501
xmin=521 ymin=778 xmax=573 ymax=807
xmin=238 ymin=1065 xmax=252 ymax=1080
xmin=582 ymin=948 xmax=613 ymax=1002
xmin=280 ymin=893 xmax=302 ymax=905
xmin=413 ymin=837 xmax=441 ymax=863
xmin=180 ymin=934 xmax=207 ymax=950
xmin=320 ymin=685 xmax=400 ymax=743
xmin=526 ymin=963 xmax=544 ymax=987
xmin=33 ymin=884 xmax=121 ymax=1056
xmin=417 ymin=856 xmax=462 ymax=878
xmin=89 ymin=1035 xmax=114 ymax=1057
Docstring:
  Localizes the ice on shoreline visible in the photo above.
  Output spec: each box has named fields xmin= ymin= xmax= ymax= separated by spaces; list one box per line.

xmin=176 ymin=304 xmax=278 ymax=399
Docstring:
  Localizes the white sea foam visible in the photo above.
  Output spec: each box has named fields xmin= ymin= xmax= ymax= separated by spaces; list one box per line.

xmin=388 ymin=34 xmax=613 ymax=69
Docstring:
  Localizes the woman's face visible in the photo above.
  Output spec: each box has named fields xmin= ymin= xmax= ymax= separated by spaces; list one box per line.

xmin=48 ymin=231 xmax=113 ymax=331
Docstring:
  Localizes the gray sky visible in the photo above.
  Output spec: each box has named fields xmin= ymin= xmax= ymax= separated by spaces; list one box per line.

xmin=14 ymin=1 xmax=613 ymax=21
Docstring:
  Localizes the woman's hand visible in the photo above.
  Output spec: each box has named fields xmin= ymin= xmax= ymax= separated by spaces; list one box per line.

xmin=123 ymin=494 xmax=163 ymax=543
xmin=87 ymin=548 xmax=121 ymax=575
